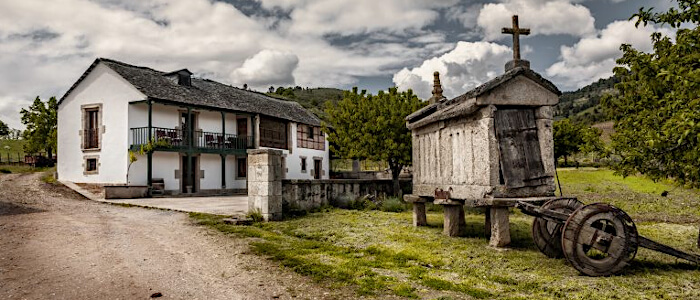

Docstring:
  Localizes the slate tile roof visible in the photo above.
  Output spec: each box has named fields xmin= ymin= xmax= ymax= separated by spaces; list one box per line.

xmin=60 ymin=58 xmax=322 ymax=126
xmin=406 ymin=66 xmax=560 ymax=125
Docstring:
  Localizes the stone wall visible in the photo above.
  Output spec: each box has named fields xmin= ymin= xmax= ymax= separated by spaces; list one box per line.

xmin=282 ymin=179 xmax=412 ymax=212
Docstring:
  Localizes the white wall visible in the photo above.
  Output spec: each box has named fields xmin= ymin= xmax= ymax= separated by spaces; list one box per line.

xmin=199 ymin=153 xmax=222 ymax=190
xmin=261 ymin=122 xmax=330 ymax=180
xmin=58 ymin=62 xmax=145 ymax=184
xmin=226 ymin=155 xmax=246 ymax=189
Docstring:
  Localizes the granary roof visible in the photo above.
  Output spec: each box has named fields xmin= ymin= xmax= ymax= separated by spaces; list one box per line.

xmin=60 ymin=58 xmax=322 ymax=126
xmin=406 ymin=66 xmax=560 ymax=127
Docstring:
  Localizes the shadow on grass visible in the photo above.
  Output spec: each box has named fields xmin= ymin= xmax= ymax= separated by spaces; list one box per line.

xmin=425 ymin=214 xmax=538 ymax=251
xmin=622 ymin=258 xmax=700 ymax=275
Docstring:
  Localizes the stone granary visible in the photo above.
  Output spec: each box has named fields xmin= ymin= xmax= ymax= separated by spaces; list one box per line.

xmin=404 ymin=15 xmax=562 ymax=247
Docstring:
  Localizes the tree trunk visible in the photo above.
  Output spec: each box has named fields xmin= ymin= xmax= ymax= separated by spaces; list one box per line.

xmin=390 ymin=163 xmax=403 ymax=197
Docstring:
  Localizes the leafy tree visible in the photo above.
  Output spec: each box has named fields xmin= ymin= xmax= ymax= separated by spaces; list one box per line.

xmin=323 ymin=87 xmax=425 ymax=195
xmin=602 ymin=0 xmax=700 ymax=185
xmin=0 ymin=119 xmax=9 ymax=137
xmin=553 ymin=119 xmax=603 ymax=165
xmin=20 ymin=96 xmax=58 ymax=158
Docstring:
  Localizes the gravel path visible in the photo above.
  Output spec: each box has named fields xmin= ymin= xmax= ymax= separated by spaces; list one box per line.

xmin=0 ymin=172 xmax=345 ymax=300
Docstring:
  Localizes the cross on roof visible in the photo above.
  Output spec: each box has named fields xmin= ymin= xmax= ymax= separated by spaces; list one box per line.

xmin=501 ymin=15 xmax=530 ymax=61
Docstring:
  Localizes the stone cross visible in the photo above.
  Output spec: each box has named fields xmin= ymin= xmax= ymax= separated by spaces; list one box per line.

xmin=501 ymin=15 xmax=530 ymax=61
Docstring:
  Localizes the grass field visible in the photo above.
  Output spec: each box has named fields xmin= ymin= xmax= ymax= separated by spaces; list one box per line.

xmin=191 ymin=168 xmax=700 ymax=299
xmin=0 ymin=139 xmax=26 ymax=160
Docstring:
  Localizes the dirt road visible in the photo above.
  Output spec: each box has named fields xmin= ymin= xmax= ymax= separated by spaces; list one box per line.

xmin=0 ymin=172 xmax=341 ymax=300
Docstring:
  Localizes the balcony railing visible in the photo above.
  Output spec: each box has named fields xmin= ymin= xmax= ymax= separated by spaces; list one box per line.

xmin=130 ymin=127 xmax=254 ymax=153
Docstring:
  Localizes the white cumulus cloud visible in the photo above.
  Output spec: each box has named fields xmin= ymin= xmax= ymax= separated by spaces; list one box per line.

xmin=477 ymin=0 xmax=596 ymax=40
xmin=546 ymin=20 xmax=671 ymax=89
xmin=231 ymin=49 xmax=299 ymax=89
xmin=392 ymin=41 xmax=512 ymax=100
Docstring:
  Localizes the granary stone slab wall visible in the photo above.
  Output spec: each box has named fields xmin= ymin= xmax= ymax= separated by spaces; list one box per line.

xmin=536 ymin=106 xmax=555 ymax=183
xmin=412 ymin=106 xmax=499 ymax=199
xmin=282 ymin=179 xmax=412 ymax=212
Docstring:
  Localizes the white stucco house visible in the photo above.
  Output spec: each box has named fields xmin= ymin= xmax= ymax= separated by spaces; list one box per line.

xmin=58 ymin=58 xmax=329 ymax=195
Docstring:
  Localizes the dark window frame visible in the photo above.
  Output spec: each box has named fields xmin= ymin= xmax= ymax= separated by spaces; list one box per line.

xmin=237 ymin=157 xmax=247 ymax=178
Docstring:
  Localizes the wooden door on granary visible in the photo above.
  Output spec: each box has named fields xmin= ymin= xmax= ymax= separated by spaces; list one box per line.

xmin=494 ymin=108 xmax=547 ymax=188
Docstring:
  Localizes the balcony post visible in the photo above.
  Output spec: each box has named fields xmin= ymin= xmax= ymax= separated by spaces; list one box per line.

xmin=187 ymin=107 xmax=193 ymax=193
xmin=221 ymin=111 xmax=226 ymax=190
xmin=147 ymin=100 xmax=153 ymax=192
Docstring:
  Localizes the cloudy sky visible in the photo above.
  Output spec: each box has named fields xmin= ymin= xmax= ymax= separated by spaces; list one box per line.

xmin=0 ymin=0 xmax=675 ymax=129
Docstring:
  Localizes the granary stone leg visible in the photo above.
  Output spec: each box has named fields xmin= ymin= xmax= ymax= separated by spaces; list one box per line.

xmin=489 ymin=207 xmax=511 ymax=247
xmin=413 ymin=202 xmax=427 ymax=227
xmin=404 ymin=194 xmax=428 ymax=227
xmin=484 ymin=207 xmax=492 ymax=238
xmin=443 ymin=204 xmax=466 ymax=237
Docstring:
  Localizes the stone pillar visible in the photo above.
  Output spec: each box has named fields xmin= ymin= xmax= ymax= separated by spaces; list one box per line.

xmin=413 ymin=202 xmax=427 ymax=227
xmin=247 ymin=149 xmax=283 ymax=221
xmin=404 ymin=195 xmax=428 ymax=227
xmin=443 ymin=204 xmax=466 ymax=237
xmin=489 ymin=207 xmax=511 ymax=247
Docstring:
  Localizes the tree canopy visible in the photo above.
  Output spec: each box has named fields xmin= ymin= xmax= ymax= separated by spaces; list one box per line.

xmin=20 ymin=96 xmax=58 ymax=158
xmin=0 ymin=119 xmax=8 ymax=137
xmin=553 ymin=119 xmax=603 ymax=164
xmin=603 ymin=0 xmax=700 ymax=185
xmin=323 ymin=87 xmax=425 ymax=195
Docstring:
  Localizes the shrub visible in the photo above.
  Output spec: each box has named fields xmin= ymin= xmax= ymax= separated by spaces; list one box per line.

xmin=330 ymin=193 xmax=356 ymax=208
xmin=0 ymin=168 xmax=10 ymax=174
xmin=246 ymin=208 xmax=265 ymax=223
xmin=380 ymin=197 xmax=409 ymax=212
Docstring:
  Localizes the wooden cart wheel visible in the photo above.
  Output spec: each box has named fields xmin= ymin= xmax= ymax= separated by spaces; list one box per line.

xmin=532 ymin=198 xmax=584 ymax=258
xmin=561 ymin=203 xmax=639 ymax=276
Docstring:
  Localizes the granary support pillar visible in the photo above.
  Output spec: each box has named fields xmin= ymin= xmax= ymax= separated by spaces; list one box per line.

xmin=435 ymin=199 xmax=466 ymax=237
xmin=488 ymin=206 xmax=511 ymax=247
xmin=404 ymin=195 xmax=428 ymax=227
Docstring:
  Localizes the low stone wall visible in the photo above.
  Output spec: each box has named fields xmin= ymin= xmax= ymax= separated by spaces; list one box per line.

xmin=282 ymin=179 xmax=412 ymax=211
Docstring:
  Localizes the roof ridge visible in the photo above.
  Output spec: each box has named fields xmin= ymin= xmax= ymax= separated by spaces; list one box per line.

xmin=98 ymin=58 xmax=164 ymax=74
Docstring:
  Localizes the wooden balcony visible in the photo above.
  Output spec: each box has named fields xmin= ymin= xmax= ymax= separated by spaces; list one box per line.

xmin=130 ymin=127 xmax=254 ymax=154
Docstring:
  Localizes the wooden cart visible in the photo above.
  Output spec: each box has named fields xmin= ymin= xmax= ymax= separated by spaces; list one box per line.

xmin=516 ymin=198 xmax=700 ymax=276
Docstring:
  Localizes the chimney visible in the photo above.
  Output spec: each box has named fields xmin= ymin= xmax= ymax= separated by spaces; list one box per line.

xmin=428 ymin=71 xmax=446 ymax=104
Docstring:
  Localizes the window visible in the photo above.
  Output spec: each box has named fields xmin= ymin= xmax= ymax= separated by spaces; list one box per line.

xmin=307 ymin=125 xmax=314 ymax=139
xmin=297 ymin=124 xmax=325 ymax=150
xmin=237 ymin=118 xmax=248 ymax=136
xmin=86 ymin=159 xmax=97 ymax=171
xmin=313 ymin=159 xmax=322 ymax=179
xmin=84 ymin=157 xmax=99 ymax=175
xmin=237 ymin=157 xmax=247 ymax=178
xmin=82 ymin=105 xmax=101 ymax=150
xmin=300 ymin=157 xmax=307 ymax=173
xmin=259 ymin=117 xmax=288 ymax=149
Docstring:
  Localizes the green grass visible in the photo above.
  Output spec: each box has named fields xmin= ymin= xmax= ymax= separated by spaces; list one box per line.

xmin=191 ymin=168 xmax=700 ymax=299
xmin=556 ymin=168 xmax=700 ymax=223
xmin=0 ymin=165 xmax=48 ymax=174
xmin=0 ymin=139 xmax=26 ymax=158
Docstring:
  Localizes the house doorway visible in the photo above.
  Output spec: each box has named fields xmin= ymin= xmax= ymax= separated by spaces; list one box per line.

xmin=313 ymin=159 xmax=322 ymax=179
xmin=181 ymin=155 xmax=199 ymax=193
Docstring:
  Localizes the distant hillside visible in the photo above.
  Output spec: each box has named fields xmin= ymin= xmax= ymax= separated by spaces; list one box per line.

xmin=556 ymin=76 xmax=620 ymax=124
xmin=265 ymin=86 xmax=345 ymax=120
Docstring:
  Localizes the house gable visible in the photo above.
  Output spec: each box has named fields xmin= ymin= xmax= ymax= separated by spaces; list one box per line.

xmin=59 ymin=60 xmax=146 ymax=108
